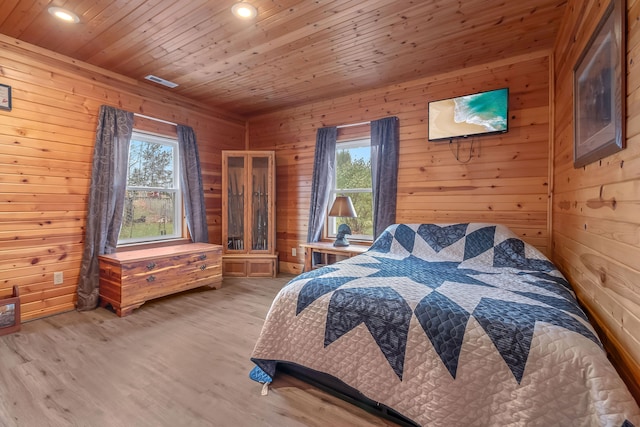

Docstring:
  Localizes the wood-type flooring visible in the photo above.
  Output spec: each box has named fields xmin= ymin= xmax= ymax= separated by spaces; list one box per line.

xmin=0 ymin=275 xmax=397 ymax=426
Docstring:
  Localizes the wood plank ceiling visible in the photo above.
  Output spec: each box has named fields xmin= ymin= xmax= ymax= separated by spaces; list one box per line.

xmin=0 ymin=0 xmax=567 ymax=117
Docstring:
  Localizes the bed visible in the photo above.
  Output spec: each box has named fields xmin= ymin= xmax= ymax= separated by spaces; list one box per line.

xmin=250 ymin=223 xmax=640 ymax=426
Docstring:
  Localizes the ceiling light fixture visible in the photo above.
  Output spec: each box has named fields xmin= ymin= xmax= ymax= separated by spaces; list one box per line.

xmin=48 ymin=7 xmax=80 ymax=24
xmin=231 ymin=2 xmax=257 ymax=19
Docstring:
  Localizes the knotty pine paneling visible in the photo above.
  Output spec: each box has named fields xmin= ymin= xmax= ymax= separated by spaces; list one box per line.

xmin=0 ymin=1 xmax=566 ymax=116
xmin=0 ymin=35 xmax=245 ymax=321
xmin=248 ymin=53 xmax=552 ymax=274
xmin=552 ymin=0 xmax=640 ymax=401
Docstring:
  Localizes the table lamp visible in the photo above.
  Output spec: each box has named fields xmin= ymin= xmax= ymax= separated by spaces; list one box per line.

xmin=328 ymin=196 xmax=357 ymax=247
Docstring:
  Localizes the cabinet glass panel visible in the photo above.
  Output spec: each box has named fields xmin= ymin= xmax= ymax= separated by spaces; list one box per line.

xmin=227 ymin=156 xmax=245 ymax=250
xmin=251 ymin=156 xmax=269 ymax=250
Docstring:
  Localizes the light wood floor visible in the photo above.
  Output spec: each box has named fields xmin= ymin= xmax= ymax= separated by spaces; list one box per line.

xmin=0 ymin=275 xmax=398 ymax=427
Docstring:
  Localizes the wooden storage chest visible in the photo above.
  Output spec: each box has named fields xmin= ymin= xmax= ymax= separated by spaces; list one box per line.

xmin=98 ymin=243 xmax=222 ymax=317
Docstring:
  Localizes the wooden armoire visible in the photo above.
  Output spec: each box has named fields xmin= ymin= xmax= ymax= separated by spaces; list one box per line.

xmin=221 ymin=151 xmax=277 ymax=277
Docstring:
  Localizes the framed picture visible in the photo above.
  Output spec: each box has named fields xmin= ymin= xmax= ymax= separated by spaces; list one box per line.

xmin=0 ymin=84 xmax=11 ymax=111
xmin=573 ymin=0 xmax=626 ymax=168
xmin=0 ymin=286 xmax=21 ymax=336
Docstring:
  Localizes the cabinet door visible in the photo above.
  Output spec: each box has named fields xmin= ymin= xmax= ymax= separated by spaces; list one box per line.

xmin=249 ymin=154 xmax=273 ymax=252
xmin=224 ymin=154 xmax=246 ymax=251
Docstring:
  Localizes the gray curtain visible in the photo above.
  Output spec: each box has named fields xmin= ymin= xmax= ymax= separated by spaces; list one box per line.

xmin=177 ymin=125 xmax=209 ymax=243
xmin=371 ymin=116 xmax=400 ymax=239
xmin=306 ymin=127 xmax=337 ymax=243
xmin=77 ymin=106 xmax=133 ymax=311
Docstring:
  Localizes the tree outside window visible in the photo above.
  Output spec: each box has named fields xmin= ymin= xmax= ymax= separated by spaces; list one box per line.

xmin=329 ymin=138 xmax=373 ymax=240
xmin=118 ymin=131 xmax=182 ymax=244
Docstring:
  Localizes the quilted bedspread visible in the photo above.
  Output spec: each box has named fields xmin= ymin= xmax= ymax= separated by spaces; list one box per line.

xmin=251 ymin=223 xmax=640 ymax=426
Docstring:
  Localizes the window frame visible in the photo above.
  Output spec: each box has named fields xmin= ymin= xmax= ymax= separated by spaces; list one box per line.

xmin=327 ymin=137 xmax=374 ymax=242
xmin=117 ymin=130 xmax=184 ymax=246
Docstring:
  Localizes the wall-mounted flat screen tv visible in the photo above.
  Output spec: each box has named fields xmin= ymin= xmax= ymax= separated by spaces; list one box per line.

xmin=428 ymin=88 xmax=509 ymax=141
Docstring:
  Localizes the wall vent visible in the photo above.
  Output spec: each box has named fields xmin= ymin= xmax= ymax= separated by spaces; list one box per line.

xmin=144 ymin=75 xmax=179 ymax=88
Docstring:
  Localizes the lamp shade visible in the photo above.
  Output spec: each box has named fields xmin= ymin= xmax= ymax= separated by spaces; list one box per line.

xmin=328 ymin=196 xmax=357 ymax=218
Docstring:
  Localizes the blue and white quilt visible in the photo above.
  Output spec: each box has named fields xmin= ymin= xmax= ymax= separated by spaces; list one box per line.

xmin=251 ymin=223 xmax=640 ymax=426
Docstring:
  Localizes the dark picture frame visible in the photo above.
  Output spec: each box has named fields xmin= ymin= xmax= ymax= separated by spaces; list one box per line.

xmin=0 ymin=84 xmax=11 ymax=111
xmin=0 ymin=286 xmax=20 ymax=336
xmin=573 ymin=0 xmax=626 ymax=168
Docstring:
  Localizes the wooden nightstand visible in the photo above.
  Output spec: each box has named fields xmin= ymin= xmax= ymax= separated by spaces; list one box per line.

xmin=300 ymin=242 xmax=370 ymax=272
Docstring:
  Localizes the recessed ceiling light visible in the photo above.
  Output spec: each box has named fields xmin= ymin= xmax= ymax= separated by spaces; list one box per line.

xmin=231 ymin=2 xmax=257 ymax=19
xmin=48 ymin=7 xmax=80 ymax=24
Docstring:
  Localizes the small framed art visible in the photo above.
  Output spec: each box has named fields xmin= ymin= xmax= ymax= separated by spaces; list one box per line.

xmin=0 ymin=84 xmax=11 ymax=111
xmin=0 ymin=286 xmax=21 ymax=336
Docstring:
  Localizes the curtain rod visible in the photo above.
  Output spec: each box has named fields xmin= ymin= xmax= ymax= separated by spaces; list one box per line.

xmin=133 ymin=113 xmax=178 ymax=126
xmin=336 ymin=121 xmax=370 ymax=129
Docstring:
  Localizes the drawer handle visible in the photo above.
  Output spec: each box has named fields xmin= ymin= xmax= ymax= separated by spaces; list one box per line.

xmin=146 ymin=262 xmax=156 ymax=270
xmin=200 ymin=264 xmax=207 ymax=271
xmin=199 ymin=254 xmax=207 ymax=261
xmin=146 ymin=275 xmax=156 ymax=282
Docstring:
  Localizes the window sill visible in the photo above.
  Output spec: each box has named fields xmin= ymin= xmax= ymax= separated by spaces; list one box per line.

xmin=320 ymin=238 xmax=372 ymax=247
xmin=116 ymin=238 xmax=193 ymax=253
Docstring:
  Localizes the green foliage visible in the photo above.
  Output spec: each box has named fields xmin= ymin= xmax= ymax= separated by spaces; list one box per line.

xmin=119 ymin=220 xmax=175 ymax=240
xmin=336 ymin=150 xmax=372 ymax=189
xmin=335 ymin=149 xmax=373 ymax=236
xmin=119 ymin=192 xmax=176 ymax=242
xmin=128 ymin=140 xmax=174 ymax=188
xmin=342 ymin=192 xmax=373 ymax=236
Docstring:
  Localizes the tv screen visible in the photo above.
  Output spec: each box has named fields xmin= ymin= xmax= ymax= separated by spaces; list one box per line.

xmin=428 ymin=88 xmax=509 ymax=141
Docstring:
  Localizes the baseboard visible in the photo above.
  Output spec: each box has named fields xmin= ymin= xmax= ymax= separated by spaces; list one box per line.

xmin=578 ymin=297 xmax=640 ymax=405
xmin=278 ymin=261 xmax=303 ymax=275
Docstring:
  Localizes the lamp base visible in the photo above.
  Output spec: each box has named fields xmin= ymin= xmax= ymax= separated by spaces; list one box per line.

xmin=333 ymin=223 xmax=352 ymax=247
xmin=333 ymin=236 xmax=350 ymax=247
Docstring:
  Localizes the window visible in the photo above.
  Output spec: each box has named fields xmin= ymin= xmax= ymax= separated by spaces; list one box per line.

xmin=118 ymin=131 xmax=182 ymax=244
xmin=328 ymin=138 xmax=374 ymax=241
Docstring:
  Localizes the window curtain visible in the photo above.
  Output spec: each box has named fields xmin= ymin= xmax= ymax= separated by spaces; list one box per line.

xmin=371 ymin=116 xmax=400 ymax=239
xmin=77 ymin=106 xmax=133 ymax=311
xmin=177 ymin=125 xmax=209 ymax=243
xmin=306 ymin=126 xmax=337 ymax=244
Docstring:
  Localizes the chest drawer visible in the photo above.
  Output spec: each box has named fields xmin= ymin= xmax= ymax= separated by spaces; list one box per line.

xmin=99 ymin=243 xmax=223 ymax=316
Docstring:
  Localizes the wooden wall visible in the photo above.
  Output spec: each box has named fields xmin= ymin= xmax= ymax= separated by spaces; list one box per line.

xmin=248 ymin=53 xmax=552 ymax=275
xmin=552 ymin=0 xmax=640 ymax=398
xmin=0 ymin=35 xmax=245 ymax=321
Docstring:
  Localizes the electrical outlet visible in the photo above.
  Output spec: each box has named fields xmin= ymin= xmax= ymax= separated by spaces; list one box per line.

xmin=53 ymin=271 xmax=63 ymax=285
xmin=291 ymin=247 xmax=297 ymax=257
